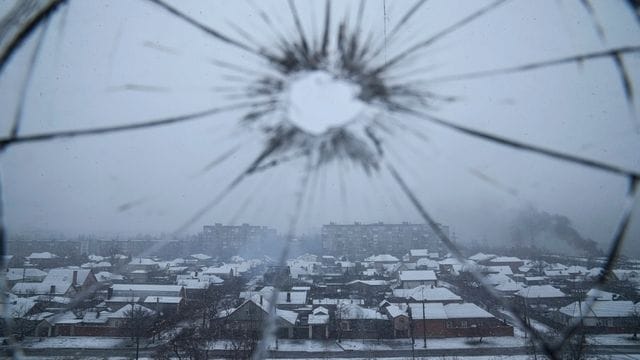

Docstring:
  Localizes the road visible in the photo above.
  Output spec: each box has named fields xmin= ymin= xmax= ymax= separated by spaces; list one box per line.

xmin=6 ymin=343 xmax=640 ymax=359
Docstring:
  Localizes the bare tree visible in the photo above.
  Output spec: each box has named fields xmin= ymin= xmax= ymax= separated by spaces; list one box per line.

xmin=124 ymin=305 xmax=155 ymax=360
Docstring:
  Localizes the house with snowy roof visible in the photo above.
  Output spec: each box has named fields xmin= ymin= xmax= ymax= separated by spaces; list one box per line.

xmin=217 ymin=294 xmax=298 ymax=338
xmin=468 ymin=252 xmax=497 ymax=262
xmin=25 ymin=252 xmax=63 ymax=268
xmin=398 ymin=270 xmax=437 ymax=289
xmin=5 ymin=268 xmax=47 ymax=286
xmin=379 ymin=300 xmax=410 ymax=338
xmin=109 ymin=283 xmax=186 ymax=304
xmin=409 ymin=302 xmax=513 ymax=338
xmin=344 ymin=279 xmax=391 ymax=300
xmin=416 ymin=258 xmax=439 ymax=271
xmin=391 ymin=285 xmax=462 ymax=304
xmin=307 ymin=306 xmax=330 ymax=339
xmin=487 ymin=256 xmax=524 ymax=273
xmin=335 ymin=303 xmax=389 ymax=339
xmin=556 ymin=300 xmax=639 ymax=333
xmin=36 ymin=304 xmax=156 ymax=337
xmin=408 ymin=249 xmax=430 ymax=262
xmin=11 ymin=269 xmax=97 ymax=298
xmin=515 ymin=285 xmax=569 ymax=308
xmin=364 ymin=254 xmax=400 ymax=272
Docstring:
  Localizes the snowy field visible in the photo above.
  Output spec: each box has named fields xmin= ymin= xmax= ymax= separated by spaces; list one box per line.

xmin=19 ymin=336 xmax=127 ymax=348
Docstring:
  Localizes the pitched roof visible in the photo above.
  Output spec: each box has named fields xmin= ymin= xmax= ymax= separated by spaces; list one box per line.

xmin=560 ymin=300 xmax=636 ymax=318
xmin=26 ymin=252 xmax=57 ymax=259
xmin=45 ymin=269 xmax=92 ymax=286
xmin=6 ymin=268 xmax=47 ymax=281
xmin=410 ymin=249 xmax=429 ymax=257
xmin=399 ymin=270 xmax=437 ymax=282
xmin=515 ymin=285 xmax=566 ymax=298
xmin=110 ymin=303 xmax=156 ymax=318
xmin=337 ymin=304 xmax=386 ymax=320
xmin=410 ymin=302 xmax=494 ymax=319
xmin=393 ymin=285 xmax=461 ymax=302
xmin=364 ymin=254 xmax=399 ymax=262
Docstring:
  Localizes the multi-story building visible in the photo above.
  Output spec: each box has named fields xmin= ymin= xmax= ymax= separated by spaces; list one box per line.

xmin=201 ymin=223 xmax=277 ymax=258
xmin=321 ymin=221 xmax=447 ymax=259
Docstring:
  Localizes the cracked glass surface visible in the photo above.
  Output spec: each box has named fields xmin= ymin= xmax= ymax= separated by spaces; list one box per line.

xmin=0 ymin=1 xmax=639 ymax=359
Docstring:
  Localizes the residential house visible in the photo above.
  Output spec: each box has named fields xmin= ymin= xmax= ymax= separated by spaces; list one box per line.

xmin=391 ymin=285 xmax=462 ymax=304
xmin=514 ymin=285 xmax=569 ymax=308
xmin=398 ymin=270 xmax=437 ymax=289
xmin=410 ymin=302 xmax=513 ymax=338
xmin=218 ymin=295 xmax=298 ymax=338
xmin=556 ymin=300 xmax=638 ymax=333
xmin=334 ymin=303 xmax=389 ymax=339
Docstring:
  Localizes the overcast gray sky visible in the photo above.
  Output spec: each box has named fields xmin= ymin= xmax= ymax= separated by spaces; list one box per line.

xmin=1 ymin=0 xmax=639 ymax=255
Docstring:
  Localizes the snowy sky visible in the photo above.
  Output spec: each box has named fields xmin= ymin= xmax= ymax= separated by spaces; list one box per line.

xmin=0 ymin=0 xmax=639 ymax=255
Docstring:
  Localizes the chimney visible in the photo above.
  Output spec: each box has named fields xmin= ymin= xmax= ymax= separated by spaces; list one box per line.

xmin=107 ymin=287 xmax=113 ymax=299
xmin=96 ymin=310 xmax=101 ymax=318
xmin=50 ymin=285 xmax=56 ymax=294
xmin=259 ymin=295 xmax=263 ymax=305
xmin=72 ymin=270 xmax=78 ymax=287
xmin=286 ymin=292 xmax=291 ymax=302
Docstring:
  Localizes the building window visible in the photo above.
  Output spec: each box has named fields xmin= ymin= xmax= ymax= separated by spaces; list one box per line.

xmin=340 ymin=321 xmax=351 ymax=331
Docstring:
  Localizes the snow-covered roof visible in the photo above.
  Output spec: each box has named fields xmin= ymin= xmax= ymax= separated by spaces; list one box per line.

xmin=128 ymin=257 xmax=158 ymax=265
xmin=410 ymin=302 xmax=494 ymax=319
xmin=110 ymin=303 xmax=156 ymax=318
xmin=234 ymin=295 xmax=298 ymax=325
xmin=495 ymin=280 xmax=526 ymax=293
xmin=190 ymin=253 xmax=212 ymax=260
xmin=484 ymin=265 xmax=513 ymax=275
xmin=586 ymin=288 xmax=619 ymax=301
xmin=393 ymin=285 xmax=461 ymax=302
xmin=337 ymin=304 xmax=386 ymax=320
xmin=416 ymin=258 xmax=439 ymax=268
xmin=560 ymin=300 xmax=636 ymax=318
xmin=484 ymin=273 xmax=512 ymax=286
xmin=82 ymin=311 xmax=111 ymax=324
xmin=239 ymin=287 xmax=308 ymax=305
xmin=95 ymin=271 xmax=124 ymax=282
xmin=45 ymin=269 xmax=92 ymax=286
xmin=81 ymin=261 xmax=112 ymax=269
xmin=6 ymin=268 xmax=47 ymax=281
xmin=490 ymin=256 xmax=522 ymax=263
xmin=409 ymin=303 xmax=447 ymax=319
xmin=7 ymin=295 xmax=37 ymax=317
xmin=399 ymin=270 xmax=437 ymax=282
xmin=444 ymin=303 xmax=494 ymax=318
xmin=177 ymin=279 xmax=210 ymax=289
xmin=88 ymin=255 xmax=105 ymax=262
xmin=515 ymin=285 xmax=566 ymax=298
xmin=313 ymin=298 xmax=364 ymax=305
xmin=143 ymin=296 xmax=183 ymax=304
xmin=410 ymin=249 xmax=429 ymax=257
xmin=438 ymin=258 xmax=462 ymax=265
xmin=12 ymin=282 xmax=71 ymax=295
xmin=468 ymin=253 xmax=496 ymax=262
xmin=364 ymin=254 xmax=399 ymax=263
xmin=347 ymin=279 xmax=389 ymax=287
xmin=106 ymin=296 xmax=140 ymax=303
xmin=112 ymin=284 xmax=183 ymax=294
xmin=385 ymin=304 xmax=408 ymax=318
xmin=26 ymin=252 xmax=57 ymax=259
xmin=308 ymin=307 xmax=330 ymax=324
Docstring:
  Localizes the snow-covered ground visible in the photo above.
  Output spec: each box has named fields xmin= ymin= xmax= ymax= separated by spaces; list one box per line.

xmin=20 ymin=336 xmax=127 ymax=349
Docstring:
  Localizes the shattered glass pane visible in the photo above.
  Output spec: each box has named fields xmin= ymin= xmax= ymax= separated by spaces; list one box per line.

xmin=0 ymin=0 xmax=639 ymax=359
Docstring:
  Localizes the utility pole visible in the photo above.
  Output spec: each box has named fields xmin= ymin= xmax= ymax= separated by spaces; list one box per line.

xmin=422 ymin=287 xmax=427 ymax=348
